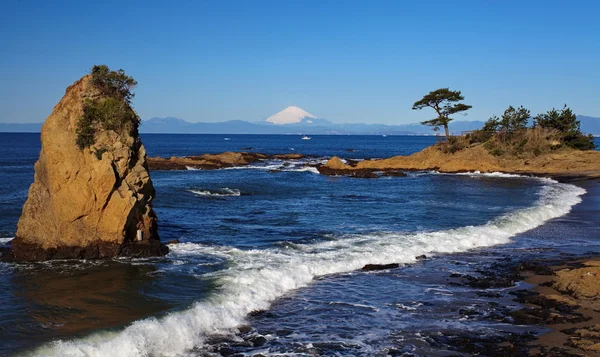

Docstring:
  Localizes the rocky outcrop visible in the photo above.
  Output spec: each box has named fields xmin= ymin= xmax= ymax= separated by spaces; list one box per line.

xmin=553 ymin=261 xmax=600 ymax=299
xmin=317 ymin=157 xmax=407 ymax=178
xmin=9 ymin=75 xmax=167 ymax=261
xmin=319 ymin=144 xmax=600 ymax=181
xmin=148 ymin=152 xmax=307 ymax=170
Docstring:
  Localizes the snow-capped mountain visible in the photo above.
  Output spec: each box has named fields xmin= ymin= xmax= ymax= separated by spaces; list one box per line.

xmin=264 ymin=106 xmax=317 ymax=125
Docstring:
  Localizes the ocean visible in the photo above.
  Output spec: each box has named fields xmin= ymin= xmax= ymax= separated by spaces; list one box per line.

xmin=0 ymin=133 xmax=599 ymax=357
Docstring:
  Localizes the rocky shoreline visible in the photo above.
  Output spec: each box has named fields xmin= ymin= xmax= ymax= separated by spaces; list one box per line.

xmin=438 ymin=255 xmax=600 ymax=357
xmin=147 ymin=152 xmax=309 ymax=170
xmin=148 ymin=146 xmax=600 ymax=182
xmin=320 ymin=144 xmax=600 ymax=182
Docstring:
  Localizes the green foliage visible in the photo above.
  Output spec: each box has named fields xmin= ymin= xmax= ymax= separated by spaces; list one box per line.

xmin=91 ymin=65 xmax=137 ymax=104
xmin=469 ymin=116 xmax=500 ymax=143
xmin=412 ymin=88 xmax=472 ymax=139
xmin=534 ymin=105 xmax=595 ymax=150
xmin=75 ymin=113 xmax=96 ymax=149
xmin=76 ymin=65 xmax=140 ymax=149
xmin=498 ymin=105 xmax=530 ymax=131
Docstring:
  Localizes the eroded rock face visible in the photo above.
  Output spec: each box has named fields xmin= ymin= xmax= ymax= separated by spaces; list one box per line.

xmin=10 ymin=75 xmax=167 ymax=261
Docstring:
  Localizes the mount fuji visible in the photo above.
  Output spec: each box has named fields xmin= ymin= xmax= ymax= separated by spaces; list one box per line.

xmin=264 ymin=106 xmax=333 ymax=126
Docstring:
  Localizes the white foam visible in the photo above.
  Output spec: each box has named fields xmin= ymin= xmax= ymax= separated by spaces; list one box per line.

xmin=185 ymin=166 xmax=202 ymax=171
xmin=222 ymin=164 xmax=282 ymax=171
xmin=31 ymin=181 xmax=585 ymax=357
xmin=221 ymin=163 xmax=319 ymax=174
xmin=0 ymin=237 xmax=13 ymax=244
xmin=189 ymin=188 xmax=241 ymax=197
xmin=282 ymin=166 xmax=320 ymax=174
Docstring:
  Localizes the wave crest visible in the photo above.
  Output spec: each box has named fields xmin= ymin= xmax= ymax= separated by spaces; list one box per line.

xmin=32 ymin=180 xmax=585 ymax=357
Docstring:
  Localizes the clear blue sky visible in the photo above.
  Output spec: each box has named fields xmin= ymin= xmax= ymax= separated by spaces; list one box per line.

xmin=1 ymin=0 xmax=599 ymax=124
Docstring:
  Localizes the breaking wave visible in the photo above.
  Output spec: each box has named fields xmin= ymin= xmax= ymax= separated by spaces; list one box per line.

xmin=0 ymin=237 xmax=13 ymax=244
xmin=29 ymin=179 xmax=585 ymax=357
xmin=189 ymin=188 xmax=241 ymax=197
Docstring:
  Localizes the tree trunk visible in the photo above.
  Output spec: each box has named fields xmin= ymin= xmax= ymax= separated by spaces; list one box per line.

xmin=444 ymin=124 xmax=450 ymax=141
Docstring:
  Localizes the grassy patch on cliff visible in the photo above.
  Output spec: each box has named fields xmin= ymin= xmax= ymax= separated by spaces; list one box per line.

xmin=76 ymin=65 xmax=140 ymax=151
xmin=443 ymin=105 xmax=596 ymax=158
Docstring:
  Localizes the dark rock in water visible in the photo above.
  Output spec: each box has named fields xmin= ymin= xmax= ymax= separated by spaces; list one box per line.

xmin=415 ymin=254 xmax=427 ymax=260
xmin=250 ymin=335 xmax=267 ymax=347
xmin=237 ymin=325 xmax=252 ymax=334
xmin=268 ymin=169 xmax=280 ymax=173
xmin=517 ymin=261 xmax=554 ymax=275
xmin=240 ymin=147 xmax=253 ymax=150
xmin=345 ymin=149 xmax=357 ymax=152
xmin=218 ymin=346 xmax=236 ymax=357
xmin=426 ymin=330 xmax=536 ymax=357
xmin=460 ymin=273 xmax=516 ymax=289
xmin=165 ymin=239 xmax=180 ymax=245
xmin=318 ymin=166 xmax=379 ymax=179
xmin=381 ymin=170 xmax=408 ymax=177
xmin=362 ymin=263 xmax=400 ymax=271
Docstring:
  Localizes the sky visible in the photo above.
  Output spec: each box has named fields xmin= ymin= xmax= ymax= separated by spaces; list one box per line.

xmin=1 ymin=0 xmax=599 ymax=125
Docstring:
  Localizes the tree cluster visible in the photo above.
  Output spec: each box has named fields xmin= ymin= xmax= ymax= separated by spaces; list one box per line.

xmin=534 ymin=105 xmax=595 ymax=150
xmin=472 ymin=104 xmax=594 ymax=150
xmin=76 ymin=65 xmax=140 ymax=150
xmin=412 ymin=87 xmax=595 ymax=152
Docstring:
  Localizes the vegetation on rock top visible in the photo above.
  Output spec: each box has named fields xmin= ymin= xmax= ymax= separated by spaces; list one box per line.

xmin=465 ymin=104 xmax=596 ymax=157
xmin=75 ymin=65 xmax=140 ymax=152
xmin=413 ymin=87 xmax=595 ymax=157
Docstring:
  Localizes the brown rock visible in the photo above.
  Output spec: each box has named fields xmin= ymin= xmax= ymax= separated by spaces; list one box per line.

xmin=148 ymin=152 xmax=305 ymax=171
xmin=554 ymin=262 xmax=600 ymax=299
xmin=350 ymin=144 xmax=600 ymax=179
xmin=9 ymin=75 xmax=167 ymax=261
xmin=272 ymin=153 xmax=305 ymax=160
xmin=326 ymin=156 xmax=352 ymax=170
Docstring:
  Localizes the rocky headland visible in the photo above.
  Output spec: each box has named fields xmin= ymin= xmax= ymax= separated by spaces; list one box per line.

xmin=320 ymin=144 xmax=600 ymax=182
xmin=3 ymin=68 xmax=167 ymax=262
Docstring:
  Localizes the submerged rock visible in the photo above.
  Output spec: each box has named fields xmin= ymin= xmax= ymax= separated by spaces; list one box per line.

xmin=362 ymin=263 xmax=400 ymax=271
xmin=9 ymin=72 xmax=167 ymax=261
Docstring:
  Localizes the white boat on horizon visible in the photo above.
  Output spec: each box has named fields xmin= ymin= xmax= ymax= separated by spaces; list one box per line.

xmin=301 ymin=136 xmax=311 ymax=140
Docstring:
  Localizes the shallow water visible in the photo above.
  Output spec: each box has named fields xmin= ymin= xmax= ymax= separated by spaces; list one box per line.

xmin=0 ymin=133 xmax=598 ymax=356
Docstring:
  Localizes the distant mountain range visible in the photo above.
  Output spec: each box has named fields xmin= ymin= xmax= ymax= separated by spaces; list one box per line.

xmin=2 ymin=107 xmax=599 ymax=136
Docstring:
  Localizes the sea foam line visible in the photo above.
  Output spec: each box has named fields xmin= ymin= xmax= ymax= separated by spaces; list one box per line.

xmin=29 ymin=180 xmax=585 ymax=357
xmin=189 ymin=188 xmax=241 ymax=197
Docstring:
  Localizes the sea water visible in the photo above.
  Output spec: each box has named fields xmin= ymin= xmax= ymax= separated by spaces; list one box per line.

xmin=0 ymin=133 xmax=598 ymax=356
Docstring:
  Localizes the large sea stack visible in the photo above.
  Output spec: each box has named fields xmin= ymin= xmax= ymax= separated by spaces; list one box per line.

xmin=9 ymin=66 xmax=168 ymax=261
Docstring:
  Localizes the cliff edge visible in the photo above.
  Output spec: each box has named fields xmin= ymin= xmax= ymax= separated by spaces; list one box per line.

xmin=9 ymin=70 xmax=167 ymax=261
